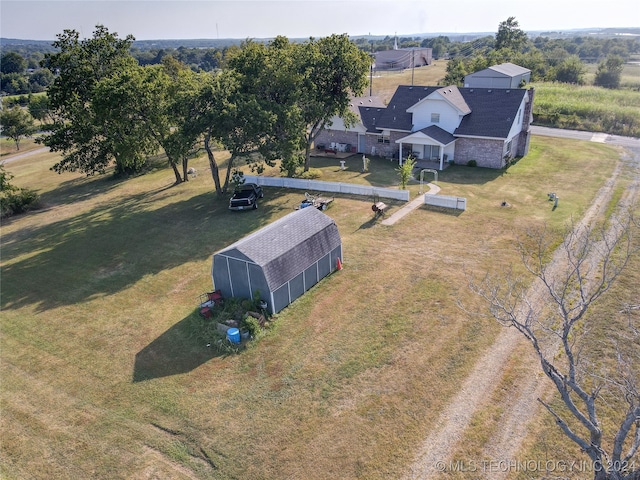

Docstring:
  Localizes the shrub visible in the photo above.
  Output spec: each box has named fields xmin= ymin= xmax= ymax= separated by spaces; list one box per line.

xmin=298 ymin=168 xmax=322 ymax=179
xmin=0 ymin=172 xmax=40 ymax=218
xmin=240 ymin=315 xmax=261 ymax=339
xmin=467 ymin=160 xmax=477 ymax=167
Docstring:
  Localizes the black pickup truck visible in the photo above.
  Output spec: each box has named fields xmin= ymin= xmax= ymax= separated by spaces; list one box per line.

xmin=229 ymin=183 xmax=264 ymax=210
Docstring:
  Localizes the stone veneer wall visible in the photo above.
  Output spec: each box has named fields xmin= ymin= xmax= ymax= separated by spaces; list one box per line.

xmin=454 ymin=138 xmax=505 ymax=169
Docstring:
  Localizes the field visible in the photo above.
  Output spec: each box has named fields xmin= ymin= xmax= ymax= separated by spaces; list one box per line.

xmin=532 ymin=81 xmax=640 ymax=137
xmin=369 ymin=61 xmax=449 ymax=102
xmin=2 ymin=128 xmax=637 ymax=479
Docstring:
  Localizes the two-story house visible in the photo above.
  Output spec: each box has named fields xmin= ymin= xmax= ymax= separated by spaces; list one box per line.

xmin=315 ymin=84 xmax=535 ymax=169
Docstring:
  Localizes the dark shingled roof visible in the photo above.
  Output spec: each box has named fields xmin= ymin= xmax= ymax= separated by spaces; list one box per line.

xmin=358 ymin=105 xmax=386 ymax=133
xmin=345 ymin=96 xmax=385 ymax=133
xmin=453 ymin=88 xmax=527 ymax=138
xmin=376 ymin=85 xmax=528 ymax=139
xmin=215 ymin=207 xmax=341 ymax=290
xmin=417 ymin=125 xmax=456 ymax=145
xmin=377 ymin=86 xmax=439 ymax=131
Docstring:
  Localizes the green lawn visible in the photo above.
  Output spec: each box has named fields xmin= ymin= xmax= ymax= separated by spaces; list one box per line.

xmin=0 ymin=136 xmax=635 ymax=479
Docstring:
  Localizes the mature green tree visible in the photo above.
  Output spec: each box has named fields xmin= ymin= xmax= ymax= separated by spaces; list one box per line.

xmin=552 ymin=55 xmax=586 ymax=84
xmin=0 ymin=106 xmax=36 ymax=150
xmin=495 ymin=17 xmax=528 ymax=52
xmin=0 ymin=52 xmax=27 ymax=74
xmin=226 ymin=35 xmax=369 ymax=175
xmin=28 ymin=68 xmax=54 ymax=92
xmin=28 ymin=94 xmax=51 ymax=123
xmin=422 ymin=36 xmax=451 ymax=59
xmin=91 ymin=65 xmax=161 ymax=175
xmin=443 ymin=57 xmax=468 ymax=86
xmin=41 ymin=25 xmax=140 ymax=175
xmin=186 ymin=70 xmax=261 ymax=195
xmin=298 ymin=34 xmax=370 ymax=172
xmin=0 ymin=73 xmax=30 ymax=95
xmin=189 ymin=65 xmax=274 ymax=192
xmin=594 ymin=55 xmax=624 ymax=89
xmin=226 ymin=37 xmax=302 ymax=176
xmin=93 ymin=61 xmax=200 ymax=184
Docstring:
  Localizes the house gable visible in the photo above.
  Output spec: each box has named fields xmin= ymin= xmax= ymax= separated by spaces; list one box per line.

xmin=377 ymin=86 xmax=440 ymax=131
xmin=406 ymin=86 xmax=471 ymax=132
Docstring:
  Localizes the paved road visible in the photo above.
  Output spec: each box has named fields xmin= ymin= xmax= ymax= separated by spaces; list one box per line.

xmin=0 ymin=147 xmax=50 ymax=165
xmin=531 ymin=125 xmax=640 ymax=150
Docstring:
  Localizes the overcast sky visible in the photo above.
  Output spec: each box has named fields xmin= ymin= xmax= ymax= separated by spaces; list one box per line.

xmin=1 ymin=0 xmax=639 ymax=41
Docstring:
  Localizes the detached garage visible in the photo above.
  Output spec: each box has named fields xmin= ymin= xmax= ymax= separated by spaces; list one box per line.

xmin=212 ymin=207 xmax=343 ymax=315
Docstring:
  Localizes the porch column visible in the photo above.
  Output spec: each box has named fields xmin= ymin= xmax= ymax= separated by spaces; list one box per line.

xmin=439 ymin=152 xmax=444 ymax=170
xmin=399 ymin=143 xmax=403 ymax=166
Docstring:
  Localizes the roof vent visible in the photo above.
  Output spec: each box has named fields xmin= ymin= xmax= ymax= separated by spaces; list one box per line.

xmin=488 ymin=89 xmax=492 ymax=93
xmin=506 ymin=90 xmax=510 ymax=93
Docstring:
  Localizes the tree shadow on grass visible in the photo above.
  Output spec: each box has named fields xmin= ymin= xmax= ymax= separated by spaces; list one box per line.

xmin=133 ymin=313 xmax=224 ymax=382
xmin=1 ymin=187 xmax=275 ymax=312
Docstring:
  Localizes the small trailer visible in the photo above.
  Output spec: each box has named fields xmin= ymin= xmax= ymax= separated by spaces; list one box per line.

xmin=297 ymin=192 xmax=334 ymax=211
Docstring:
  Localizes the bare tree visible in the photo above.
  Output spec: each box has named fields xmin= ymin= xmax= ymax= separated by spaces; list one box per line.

xmin=470 ymin=212 xmax=639 ymax=480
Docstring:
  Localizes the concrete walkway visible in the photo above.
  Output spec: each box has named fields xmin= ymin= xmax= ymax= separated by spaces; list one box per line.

xmin=381 ymin=183 xmax=440 ymax=226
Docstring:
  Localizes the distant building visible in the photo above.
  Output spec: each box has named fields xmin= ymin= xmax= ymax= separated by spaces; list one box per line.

xmin=373 ymin=47 xmax=432 ymax=71
xmin=464 ymin=62 xmax=531 ymax=89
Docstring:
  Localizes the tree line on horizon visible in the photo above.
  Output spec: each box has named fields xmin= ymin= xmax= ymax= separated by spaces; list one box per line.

xmin=2 ymin=18 xmax=639 ymax=97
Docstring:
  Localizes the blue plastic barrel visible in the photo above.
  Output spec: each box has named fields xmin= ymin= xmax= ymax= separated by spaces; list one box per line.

xmin=227 ymin=328 xmax=240 ymax=344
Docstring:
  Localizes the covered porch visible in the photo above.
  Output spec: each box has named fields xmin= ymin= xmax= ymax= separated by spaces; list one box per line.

xmin=397 ymin=125 xmax=456 ymax=170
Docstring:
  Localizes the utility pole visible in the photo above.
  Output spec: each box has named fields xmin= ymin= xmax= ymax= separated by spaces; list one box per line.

xmin=411 ymin=49 xmax=415 ymax=86
xmin=369 ymin=36 xmax=374 ymax=96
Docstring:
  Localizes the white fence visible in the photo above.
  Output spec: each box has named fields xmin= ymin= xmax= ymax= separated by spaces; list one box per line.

xmin=243 ymin=175 xmax=410 ymax=202
xmin=424 ymin=194 xmax=467 ymax=211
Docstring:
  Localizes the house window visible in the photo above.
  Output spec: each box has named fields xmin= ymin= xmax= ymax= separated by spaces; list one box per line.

xmin=377 ymin=135 xmax=390 ymax=144
xmin=431 ymin=113 xmax=440 ymax=123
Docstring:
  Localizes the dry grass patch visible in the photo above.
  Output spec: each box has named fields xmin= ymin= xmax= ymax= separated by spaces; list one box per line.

xmin=371 ymin=62 xmax=450 ymax=103
xmin=0 ymin=136 xmax=626 ymax=479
